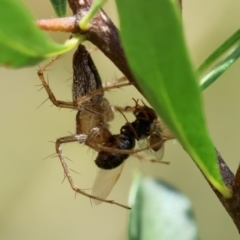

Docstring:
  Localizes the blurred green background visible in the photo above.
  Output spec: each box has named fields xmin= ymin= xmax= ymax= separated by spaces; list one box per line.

xmin=1 ymin=0 xmax=240 ymax=239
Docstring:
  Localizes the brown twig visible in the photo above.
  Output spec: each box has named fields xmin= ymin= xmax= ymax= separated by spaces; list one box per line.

xmin=206 ymin=151 xmax=240 ymax=231
xmin=37 ymin=17 xmax=76 ymax=32
xmin=72 ymin=0 xmax=141 ymax=91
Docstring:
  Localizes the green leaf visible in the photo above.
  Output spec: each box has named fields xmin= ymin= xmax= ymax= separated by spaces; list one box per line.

xmin=49 ymin=0 xmax=67 ymax=17
xmin=79 ymin=0 xmax=107 ymax=30
xmin=0 ymin=0 xmax=81 ymax=68
xmin=128 ymin=175 xmax=199 ymax=240
xmin=199 ymin=30 xmax=240 ymax=90
xmin=200 ymin=43 xmax=240 ymax=90
xmin=115 ymin=0 xmax=231 ymax=197
xmin=198 ymin=29 xmax=240 ymax=75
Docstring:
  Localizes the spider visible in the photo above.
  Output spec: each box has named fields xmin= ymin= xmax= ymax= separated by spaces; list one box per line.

xmin=37 ymin=44 xmax=173 ymax=209
xmin=38 ymin=44 xmax=131 ymax=209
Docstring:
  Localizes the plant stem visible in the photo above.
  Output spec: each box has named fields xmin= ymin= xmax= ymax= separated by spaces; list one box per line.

xmin=37 ymin=17 xmax=76 ymax=32
xmin=204 ymin=151 xmax=240 ymax=232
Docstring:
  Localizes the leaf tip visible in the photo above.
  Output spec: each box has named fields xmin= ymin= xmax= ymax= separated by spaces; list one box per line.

xmin=213 ymin=181 xmax=232 ymax=198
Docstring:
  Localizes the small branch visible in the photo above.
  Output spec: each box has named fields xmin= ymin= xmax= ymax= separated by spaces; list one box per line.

xmin=45 ymin=0 xmax=140 ymax=91
xmin=37 ymin=1 xmax=183 ymax=96
xmin=37 ymin=17 xmax=76 ymax=32
xmin=70 ymin=0 xmax=140 ymax=91
xmin=203 ymin=151 xmax=240 ymax=232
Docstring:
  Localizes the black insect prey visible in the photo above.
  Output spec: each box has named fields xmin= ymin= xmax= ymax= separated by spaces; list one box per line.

xmin=95 ymin=100 xmax=170 ymax=170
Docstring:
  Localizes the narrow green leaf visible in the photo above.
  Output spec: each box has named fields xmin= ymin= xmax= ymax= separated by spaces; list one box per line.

xmin=198 ymin=29 xmax=240 ymax=90
xmin=0 ymin=0 xmax=81 ymax=68
xmin=200 ymin=43 xmax=240 ymax=90
xmin=49 ymin=0 xmax=67 ymax=17
xmin=128 ymin=175 xmax=199 ymax=240
xmin=115 ymin=0 xmax=231 ymax=197
xmin=198 ymin=29 xmax=240 ymax=74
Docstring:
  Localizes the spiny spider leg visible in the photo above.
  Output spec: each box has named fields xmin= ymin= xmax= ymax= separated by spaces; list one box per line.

xmin=38 ymin=58 xmax=131 ymax=111
xmin=85 ymin=127 xmax=167 ymax=158
xmin=37 ymin=57 xmax=76 ymax=109
xmin=87 ymin=136 xmax=166 ymax=156
xmin=55 ymin=134 xmax=130 ymax=209
xmin=74 ymin=79 xmax=131 ymax=106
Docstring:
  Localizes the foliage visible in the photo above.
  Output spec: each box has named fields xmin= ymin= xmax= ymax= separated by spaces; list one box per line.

xmin=128 ymin=174 xmax=199 ymax=240
xmin=0 ymin=0 xmax=80 ymax=67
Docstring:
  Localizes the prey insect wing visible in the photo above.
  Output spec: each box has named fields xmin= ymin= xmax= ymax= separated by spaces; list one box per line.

xmin=138 ymin=138 xmax=165 ymax=161
xmin=92 ymin=164 xmax=124 ymax=205
xmin=138 ymin=139 xmax=153 ymax=155
xmin=152 ymin=143 xmax=165 ymax=160
xmin=130 ymin=101 xmax=174 ymax=161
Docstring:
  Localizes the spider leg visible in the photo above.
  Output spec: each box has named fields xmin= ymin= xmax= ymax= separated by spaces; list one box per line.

xmin=55 ymin=134 xmax=130 ymax=209
xmin=37 ymin=57 xmax=76 ymax=109
xmin=74 ymin=77 xmax=131 ymax=106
